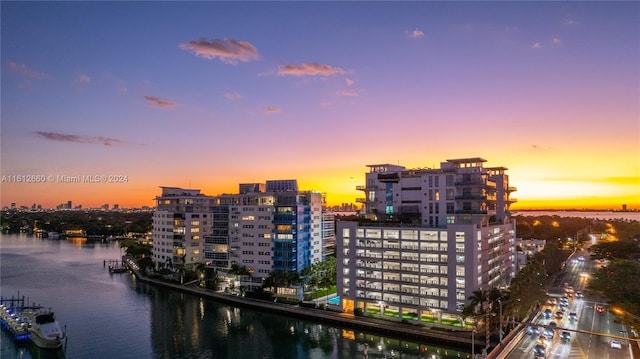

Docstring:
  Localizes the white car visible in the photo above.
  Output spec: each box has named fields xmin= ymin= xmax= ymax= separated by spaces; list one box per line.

xmin=610 ymin=340 xmax=622 ymax=349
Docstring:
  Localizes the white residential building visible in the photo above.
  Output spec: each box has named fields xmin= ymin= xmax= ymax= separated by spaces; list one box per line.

xmin=514 ymin=238 xmax=545 ymax=270
xmin=337 ymin=158 xmax=517 ymax=325
xmin=204 ymin=180 xmax=326 ymax=291
xmin=152 ymin=187 xmax=214 ymax=270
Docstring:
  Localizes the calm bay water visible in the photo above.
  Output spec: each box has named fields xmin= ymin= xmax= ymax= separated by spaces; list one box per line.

xmin=0 ymin=234 xmax=468 ymax=359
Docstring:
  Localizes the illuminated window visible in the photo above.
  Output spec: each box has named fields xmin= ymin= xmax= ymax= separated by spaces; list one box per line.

xmin=190 ymin=228 xmax=200 ymax=233
xmin=242 ymin=215 xmax=255 ymax=220
xmin=191 ymin=221 xmax=200 ymax=226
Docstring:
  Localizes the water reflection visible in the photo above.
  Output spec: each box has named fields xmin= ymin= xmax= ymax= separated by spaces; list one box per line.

xmin=1 ymin=234 xmax=470 ymax=359
xmin=146 ymin=286 xmax=471 ymax=359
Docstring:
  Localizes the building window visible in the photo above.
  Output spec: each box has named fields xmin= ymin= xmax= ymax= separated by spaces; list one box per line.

xmin=446 ymin=189 xmax=454 ymax=200
xmin=446 ymin=203 xmax=454 ymax=214
xmin=366 ymin=229 xmax=381 ymax=239
xmin=446 ymin=175 xmax=454 ymax=186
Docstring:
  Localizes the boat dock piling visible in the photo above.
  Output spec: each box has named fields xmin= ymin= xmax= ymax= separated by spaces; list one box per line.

xmin=105 ymin=259 xmax=129 ymax=273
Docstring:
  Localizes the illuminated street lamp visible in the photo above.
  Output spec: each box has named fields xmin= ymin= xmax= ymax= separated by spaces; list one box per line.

xmin=611 ymin=306 xmax=640 ymax=324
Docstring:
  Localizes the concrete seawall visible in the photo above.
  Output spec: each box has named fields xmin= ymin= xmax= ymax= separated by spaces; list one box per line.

xmin=124 ymin=258 xmax=482 ymax=348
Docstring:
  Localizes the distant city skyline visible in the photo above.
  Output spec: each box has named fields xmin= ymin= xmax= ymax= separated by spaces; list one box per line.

xmin=1 ymin=2 xmax=638 ymax=210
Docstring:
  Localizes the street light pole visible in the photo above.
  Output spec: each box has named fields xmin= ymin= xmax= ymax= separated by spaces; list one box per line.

xmin=471 ymin=324 xmax=477 ymax=359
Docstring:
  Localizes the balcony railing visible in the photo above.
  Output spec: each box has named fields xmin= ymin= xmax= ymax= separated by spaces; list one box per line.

xmin=355 ymin=185 xmax=366 ymax=191
xmin=455 ymin=209 xmax=488 ymax=215
xmin=454 ymin=179 xmax=485 ymax=186
xmin=455 ymin=194 xmax=487 ymax=200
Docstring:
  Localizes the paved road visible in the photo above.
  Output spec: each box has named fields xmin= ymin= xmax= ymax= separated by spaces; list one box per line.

xmin=505 ymin=247 xmax=633 ymax=359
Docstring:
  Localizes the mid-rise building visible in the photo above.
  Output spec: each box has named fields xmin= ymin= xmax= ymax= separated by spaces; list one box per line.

xmin=337 ymin=158 xmax=517 ymax=324
xmin=152 ymin=187 xmax=215 ymax=270
xmin=204 ymin=180 xmax=326 ymax=291
xmin=322 ymin=212 xmax=336 ymax=259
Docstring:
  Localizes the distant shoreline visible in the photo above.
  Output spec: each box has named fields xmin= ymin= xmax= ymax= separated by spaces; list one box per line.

xmin=513 ymin=210 xmax=639 ymax=221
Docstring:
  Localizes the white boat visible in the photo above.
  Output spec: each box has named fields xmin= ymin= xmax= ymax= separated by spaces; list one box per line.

xmin=22 ymin=308 xmax=65 ymax=349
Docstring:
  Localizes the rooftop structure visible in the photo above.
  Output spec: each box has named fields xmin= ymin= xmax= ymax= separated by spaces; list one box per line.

xmin=337 ymin=158 xmax=517 ymax=324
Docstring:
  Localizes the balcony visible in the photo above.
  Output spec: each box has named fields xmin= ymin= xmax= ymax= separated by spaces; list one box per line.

xmin=455 ymin=194 xmax=487 ymax=200
xmin=455 ymin=209 xmax=488 ymax=215
xmin=507 ymin=197 xmax=518 ymax=203
xmin=356 ymin=197 xmax=366 ymax=203
xmin=507 ymin=186 xmax=517 ymax=192
xmin=355 ymin=185 xmax=366 ymax=191
xmin=454 ymin=179 xmax=485 ymax=186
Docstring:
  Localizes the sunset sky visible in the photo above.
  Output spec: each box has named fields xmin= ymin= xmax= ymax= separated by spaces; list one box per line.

xmin=1 ymin=2 xmax=638 ymax=210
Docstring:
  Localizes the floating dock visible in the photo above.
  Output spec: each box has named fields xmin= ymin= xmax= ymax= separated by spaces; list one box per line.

xmin=0 ymin=295 xmax=31 ymax=343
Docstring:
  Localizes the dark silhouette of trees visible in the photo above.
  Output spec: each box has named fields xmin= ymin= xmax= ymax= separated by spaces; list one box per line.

xmin=589 ymin=259 xmax=640 ymax=318
xmin=1 ymin=210 xmax=152 ymax=236
xmin=589 ymin=240 xmax=640 ymax=260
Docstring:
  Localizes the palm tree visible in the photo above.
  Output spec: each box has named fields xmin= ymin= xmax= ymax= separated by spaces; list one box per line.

xmin=467 ymin=289 xmax=488 ymax=313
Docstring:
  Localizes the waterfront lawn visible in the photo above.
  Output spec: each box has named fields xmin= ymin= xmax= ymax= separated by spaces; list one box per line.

xmin=303 ymin=286 xmax=337 ymax=301
xmin=421 ymin=315 xmax=437 ymax=324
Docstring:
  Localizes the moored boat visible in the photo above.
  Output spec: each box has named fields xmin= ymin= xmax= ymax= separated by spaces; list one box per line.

xmin=22 ymin=307 xmax=66 ymax=349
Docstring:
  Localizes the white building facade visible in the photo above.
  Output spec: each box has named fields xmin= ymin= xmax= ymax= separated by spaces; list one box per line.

xmin=203 ymin=180 xmax=326 ymax=291
xmin=152 ymin=187 xmax=215 ymax=270
xmin=337 ymin=158 xmax=517 ymax=324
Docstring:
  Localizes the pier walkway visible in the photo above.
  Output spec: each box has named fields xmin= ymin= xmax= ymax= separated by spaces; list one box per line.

xmin=122 ymin=257 xmax=483 ymax=348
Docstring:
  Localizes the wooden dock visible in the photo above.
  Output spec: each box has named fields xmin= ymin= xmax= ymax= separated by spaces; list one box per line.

xmin=104 ymin=259 xmax=129 ymax=273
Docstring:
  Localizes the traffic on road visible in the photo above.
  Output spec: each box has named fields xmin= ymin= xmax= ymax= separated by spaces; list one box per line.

xmin=505 ymin=249 xmax=635 ymax=359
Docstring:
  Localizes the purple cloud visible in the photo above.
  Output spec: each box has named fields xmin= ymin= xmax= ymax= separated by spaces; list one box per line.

xmin=144 ymin=95 xmax=176 ymax=109
xmin=278 ymin=62 xmax=346 ymax=76
xmin=179 ymin=38 xmax=260 ymax=64
xmin=35 ymin=131 xmax=125 ymax=146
